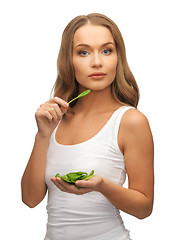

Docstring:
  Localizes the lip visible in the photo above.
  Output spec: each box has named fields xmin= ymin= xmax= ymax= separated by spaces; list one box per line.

xmin=88 ymin=72 xmax=106 ymax=79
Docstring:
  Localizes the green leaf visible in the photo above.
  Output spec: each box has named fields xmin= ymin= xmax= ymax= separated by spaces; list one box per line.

xmin=61 ymin=175 xmax=72 ymax=183
xmin=88 ymin=170 xmax=94 ymax=176
xmin=68 ymin=90 xmax=91 ymax=104
xmin=67 ymin=173 xmax=81 ymax=183
xmin=55 ymin=170 xmax=95 ymax=188
xmin=78 ymin=174 xmax=89 ymax=180
xmin=75 ymin=171 xmax=88 ymax=175
xmin=82 ymin=175 xmax=96 ymax=180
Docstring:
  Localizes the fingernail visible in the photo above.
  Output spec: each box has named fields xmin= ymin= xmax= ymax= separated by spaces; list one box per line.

xmin=75 ymin=181 xmax=80 ymax=185
xmin=64 ymin=102 xmax=69 ymax=107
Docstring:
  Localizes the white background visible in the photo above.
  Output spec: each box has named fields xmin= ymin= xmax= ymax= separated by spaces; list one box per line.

xmin=0 ymin=0 xmax=183 ymax=239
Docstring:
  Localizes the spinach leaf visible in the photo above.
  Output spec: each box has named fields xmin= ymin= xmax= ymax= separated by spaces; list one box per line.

xmin=55 ymin=170 xmax=95 ymax=188
xmin=68 ymin=90 xmax=91 ymax=104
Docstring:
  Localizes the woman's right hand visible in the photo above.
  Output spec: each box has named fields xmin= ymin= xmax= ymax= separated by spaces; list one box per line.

xmin=35 ymin=97 xmax=69 ymax=138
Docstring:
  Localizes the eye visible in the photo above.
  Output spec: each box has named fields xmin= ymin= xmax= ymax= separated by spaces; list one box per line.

xmin=103 ymin=48 xmax=112 ymax=55
xmin=78 ymin=50 xmax=89 ymax=57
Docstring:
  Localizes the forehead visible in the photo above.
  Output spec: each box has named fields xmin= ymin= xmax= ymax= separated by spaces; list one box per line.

xmin=73 ymin=24 xmax=115 ymax=47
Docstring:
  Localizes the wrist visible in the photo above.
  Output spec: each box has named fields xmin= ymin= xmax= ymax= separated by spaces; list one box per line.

xmin=98 ymin=177 xmax=109 ymax=193
xmin=35 ymin=132 xmax=51 ymax=142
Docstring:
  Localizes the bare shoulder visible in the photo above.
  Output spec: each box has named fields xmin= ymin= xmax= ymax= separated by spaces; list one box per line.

xmin=121 ymin=108 xmax=150 ymax=131
xmin=119 ymin=108 xmax=153 ymax=152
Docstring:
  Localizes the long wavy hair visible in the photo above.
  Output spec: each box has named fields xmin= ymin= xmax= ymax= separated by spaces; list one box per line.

xmin=53 ymin=13 xmax=139 ymax=108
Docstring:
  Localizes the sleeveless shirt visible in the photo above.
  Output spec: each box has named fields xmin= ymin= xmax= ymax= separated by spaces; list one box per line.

xmin=45 ymin=106 xmax=133 ymax=240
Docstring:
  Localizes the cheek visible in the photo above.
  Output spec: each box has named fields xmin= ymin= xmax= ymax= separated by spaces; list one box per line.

xmin=73 ymin=59 xmax=81 ymax=77
xmin=75 ymin=67 xmax=84 ymax=80
xmin=108 ymin=57 xmax=118 ymax=76
xmin=72 ymin=57 xmax=77 ymax=72
xmin=73 ymin=58 xmax=86 ymax=77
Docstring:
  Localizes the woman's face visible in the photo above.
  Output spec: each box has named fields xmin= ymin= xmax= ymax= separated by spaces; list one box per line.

xmin=72 ymin=24 xmax=118 ymax=91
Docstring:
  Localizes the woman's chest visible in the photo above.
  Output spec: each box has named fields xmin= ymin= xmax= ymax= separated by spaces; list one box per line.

xmin=55 ymin=112 xmax=113 ymax=145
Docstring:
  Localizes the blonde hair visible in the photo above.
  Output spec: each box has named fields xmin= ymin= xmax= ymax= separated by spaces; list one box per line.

xmin=53 ymin=13 xmax=139 ymax=108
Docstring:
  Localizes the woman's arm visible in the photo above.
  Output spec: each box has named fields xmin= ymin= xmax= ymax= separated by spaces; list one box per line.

xmin=21 ymin=97 xmax=69 ymax=208
xmin=21 ymin=134 xmax=49 ymax=208
xmin=99 ymin=109 xmax=154 ymax=219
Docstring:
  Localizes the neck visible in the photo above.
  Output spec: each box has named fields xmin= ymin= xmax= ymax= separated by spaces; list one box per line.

xmin=72 ymin=86 xmax=121 ymax=115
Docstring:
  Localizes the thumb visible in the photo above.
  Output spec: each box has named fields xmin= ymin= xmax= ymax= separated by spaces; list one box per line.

xmin=75 ymin=180 xmax=93 ymax=188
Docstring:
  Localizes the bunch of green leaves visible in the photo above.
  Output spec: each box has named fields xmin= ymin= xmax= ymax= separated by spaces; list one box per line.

xmin=55 ymin=170 xmax=95 ymax=189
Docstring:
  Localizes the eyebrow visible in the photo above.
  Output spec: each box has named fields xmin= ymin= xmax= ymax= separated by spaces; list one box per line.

xmin=74 ymin=42 xmax=115 ymax=49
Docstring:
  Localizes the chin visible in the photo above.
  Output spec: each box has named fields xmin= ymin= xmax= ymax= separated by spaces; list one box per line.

xmin=79 ymin=82 xmax=113 ymax=92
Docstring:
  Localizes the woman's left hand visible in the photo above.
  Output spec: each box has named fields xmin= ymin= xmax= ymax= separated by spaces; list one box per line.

xmin=50 ymin=175 xmax=103 ymax=195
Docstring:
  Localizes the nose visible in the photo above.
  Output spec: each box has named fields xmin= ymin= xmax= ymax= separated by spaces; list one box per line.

xmin=90 ymin=52 xmax=102 ymax=68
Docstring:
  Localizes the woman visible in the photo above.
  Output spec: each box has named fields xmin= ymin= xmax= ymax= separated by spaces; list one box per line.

xmin=21 ymin=13 xmax=154 ymax=240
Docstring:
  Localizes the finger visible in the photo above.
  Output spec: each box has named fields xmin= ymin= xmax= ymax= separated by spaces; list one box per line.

xmin=56 ymin=178 xmax=86 ymax=194
xmin=60 ymin=105 xmax=68 ymax=115
xmin=47 ymin=107 xmax=58 ymax=123
xmin=36 ymin=105 xmax=54 ymax=122
xmin=52 ymin=103 xmax=63 ymax=120
xmin=42 ymin=110 xmax=53 ymax=122
xmin=56 ymin=178 xmax=77 ymax=192
xmin=54 ymin=178 xmax=77 ymax=193
xmin=75 ymin=180 xmax=94 ymax=188
xmin=51 ymin=177 xmax=68 ymax=192
xmin=43 ymin=103 xmax=64 ymax=121
xmin=50 ymin=97 xmax=69 ymax=108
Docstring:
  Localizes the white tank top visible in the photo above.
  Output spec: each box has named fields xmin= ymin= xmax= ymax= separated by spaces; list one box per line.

xmin=45 ymin=106 xmax=133 ymax=240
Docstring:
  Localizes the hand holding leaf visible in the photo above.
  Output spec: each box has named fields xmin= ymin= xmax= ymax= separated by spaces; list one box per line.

xmin=52 ymin=171 xmax=103 ymax=194
xmin=55 ymin=170 xmax=95 ymax=188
